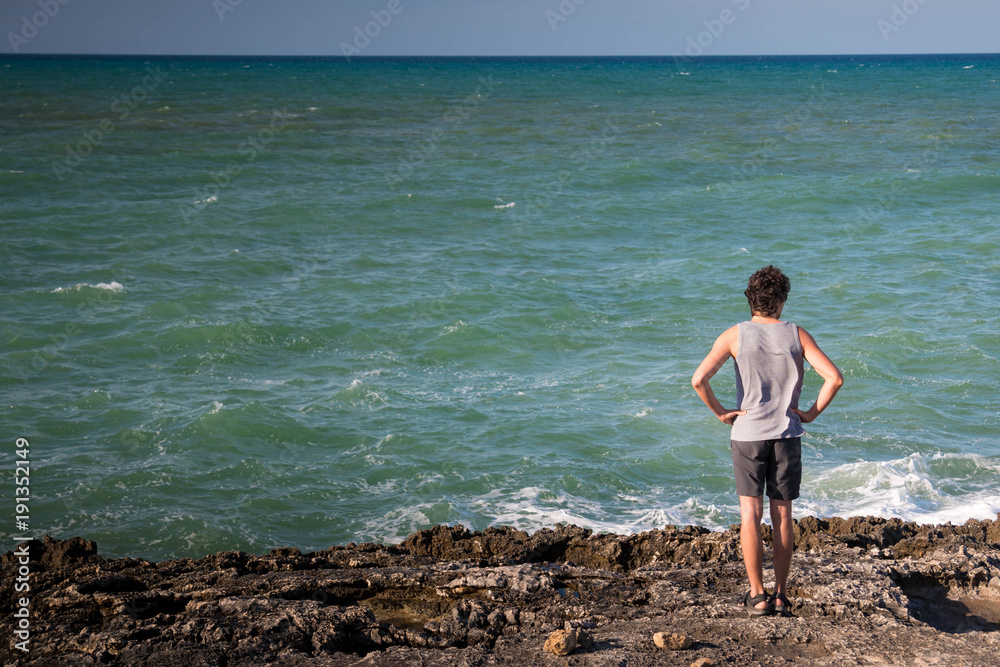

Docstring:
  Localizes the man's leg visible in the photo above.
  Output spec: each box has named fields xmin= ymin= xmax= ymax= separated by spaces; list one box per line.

xmin=769 ymin=498 xmax=794 ymax=610
xmin=738 ymin=494 xmax=768 ymax=610
xmin=767 ymin=436 xmax=801 ymax=613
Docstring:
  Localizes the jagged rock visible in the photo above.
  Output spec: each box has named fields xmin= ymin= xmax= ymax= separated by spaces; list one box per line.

xmin=3 ymin=515 xmax=999 ymax=666
xmin=0 ymin=535 xmax=98 ymax=571
xmin=543 ymin=628 xmax=578 ymax=655
xmin=691 ymin=658 xmax=714 ymax=667
xmin=568 ymin=625 xmax=595 ymax=648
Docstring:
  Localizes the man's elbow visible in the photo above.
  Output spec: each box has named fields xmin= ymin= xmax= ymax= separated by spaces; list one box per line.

xmin=832 ymin=371 xmax=844 ymax=388
xmin=691 ymin=374 xmax=705 ymax=390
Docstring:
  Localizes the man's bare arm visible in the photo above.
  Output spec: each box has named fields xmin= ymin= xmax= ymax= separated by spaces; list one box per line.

xmin=792 ymin=327 xmax=843 ymax=424
xmin=692 ymin=326 xmax=746 ymax=425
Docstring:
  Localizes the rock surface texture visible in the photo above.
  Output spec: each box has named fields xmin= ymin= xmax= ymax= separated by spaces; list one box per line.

xmin=3 ymin=516 xmax=1000 ymax=666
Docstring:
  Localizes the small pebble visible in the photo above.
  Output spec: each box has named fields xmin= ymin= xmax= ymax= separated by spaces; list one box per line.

xmin=654 ymin=631 xmax=693 ymax=650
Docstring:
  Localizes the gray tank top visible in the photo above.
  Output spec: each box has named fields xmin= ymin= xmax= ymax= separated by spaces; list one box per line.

xmin=730 ymin=321 xmax=805 ymax=441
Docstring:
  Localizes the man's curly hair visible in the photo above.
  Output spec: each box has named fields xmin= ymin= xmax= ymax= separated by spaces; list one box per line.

xmin=744 ymin=265 xmax=790 ymax=317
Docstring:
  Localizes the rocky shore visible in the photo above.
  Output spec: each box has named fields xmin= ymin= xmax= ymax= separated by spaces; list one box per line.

xmin=4 ymin=516 xmax=1000 ymax=666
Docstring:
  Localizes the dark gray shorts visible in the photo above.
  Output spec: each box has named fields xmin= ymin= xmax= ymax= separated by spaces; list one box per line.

xmin=730 ymin=437 xmax=802 ymax=501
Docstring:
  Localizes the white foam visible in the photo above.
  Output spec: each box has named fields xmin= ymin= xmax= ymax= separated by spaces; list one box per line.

xmin=361 ymin=504 xmax=432 ymax=543
xmin=441 ymin=320 xmax=467 ymax=334
xmin=477 ymin=487 xmax=731 ymax=537
xmin=800 ymin=452 xmax=1000 ymax=526
xmin=353 ymin=452 xmax=1000 ymax=546
xmin=340 ymin=376 xmax=387 ymax=404
xmin=229 ymin=377 xmax=286 ymax=387
xmin=52 ymin=281 xmax=124 ymax=293
xmin=633 ymin=407 xmax=652 ymax=418
xmin=207 ymin=401 xmax=224 ymax=414
xmin=194 ymin=195 xmax=218 ymax=205
xmin=494 ymin=202 xmax=516 ymax=209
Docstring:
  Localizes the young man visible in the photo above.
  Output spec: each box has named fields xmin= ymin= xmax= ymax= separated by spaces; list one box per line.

xmin=691 ymin=265 xmax=843 ymax=616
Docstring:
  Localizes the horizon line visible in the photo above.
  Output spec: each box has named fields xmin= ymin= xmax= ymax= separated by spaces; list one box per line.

xmin=2 ymin=51 xmax=999 ymax=59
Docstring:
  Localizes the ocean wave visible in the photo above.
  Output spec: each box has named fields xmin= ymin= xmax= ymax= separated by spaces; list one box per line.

xmin=335 ymin=376 xmax=388 ymax=405
xmin=361 ymin=504 xmax=433 ymax=543
xmin=356 ymin=453 xmax=1000 ymax=546
xmin=473 ymin=487 xmax=732 ymax=536
xmin=440 ymin=320 xmax=467 ymax=335
xmin=801 ymin=452 xmax=1000 ymax=526
xmin=52 ymin=281 xmax=125 ymax=293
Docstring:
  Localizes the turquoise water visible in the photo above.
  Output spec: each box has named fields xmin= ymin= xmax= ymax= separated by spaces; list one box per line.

xmin=3 ymin=55 xmax=999 ymax=561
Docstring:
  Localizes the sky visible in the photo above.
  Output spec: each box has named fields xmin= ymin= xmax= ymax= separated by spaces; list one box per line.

xmin=1 ymin=0 xmax=998 ymax=57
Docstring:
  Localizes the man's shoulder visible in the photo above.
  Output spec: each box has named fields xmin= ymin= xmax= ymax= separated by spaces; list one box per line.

xmin=720 ymin=323 xmax=741 ymax=337
xmin=717 ymin=324 xmax=740 ymax=350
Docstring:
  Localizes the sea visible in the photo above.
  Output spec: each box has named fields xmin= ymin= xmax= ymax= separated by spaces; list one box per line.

xmin=2 ymin=54 xmax=999 ymax=561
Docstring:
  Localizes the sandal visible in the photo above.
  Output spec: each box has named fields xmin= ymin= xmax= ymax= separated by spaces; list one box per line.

xmin=734 ymin=591 xmax=772 ymax=616
xmin=770 ymin=592 xmax=792 ymax=617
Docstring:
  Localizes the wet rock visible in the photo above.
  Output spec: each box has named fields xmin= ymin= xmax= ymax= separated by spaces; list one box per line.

xmin=1 ymin=535 xmax=98 ymax=570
